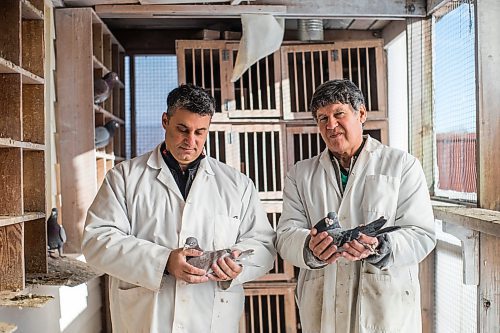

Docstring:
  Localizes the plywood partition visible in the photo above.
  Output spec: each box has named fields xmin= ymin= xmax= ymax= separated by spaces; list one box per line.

xmin=0 ymin=75 xmax=22 ymax=141
xmin=22 ymin=84 xmax=45 ymax=144
xmin=21 ymin=19 xmax=44 ymax=78
xmin=0 ymin=0 xmax=21 ymax=66
xmin=24 ymin=217 xmax=47 ymax=274
xmin=0 ymin=148 xmax=23 ymax=216
xmin=0 ymin=223 xmax=24 ymax=291
xmin=92 ymin=23 xmax=103 ymax=64
xmin=22 ymin=149 xmax=45 ymax=212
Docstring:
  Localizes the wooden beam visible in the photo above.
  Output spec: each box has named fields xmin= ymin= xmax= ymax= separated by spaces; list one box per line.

xmin=476 ymin=0 xmax=500 ymax=211
xmin=479 ymin=233 xmax=500 ymax=333
xmin=433 ymin=206 xmax=500 ymax=237
xmin=96 ymin=0 xmax=426 ymax=19
xmin=95 ymin=4 xmax=287 ymax=19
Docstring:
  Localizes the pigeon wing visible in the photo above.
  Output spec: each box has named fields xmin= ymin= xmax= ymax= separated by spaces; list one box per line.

xmin=59 ymin=225 xmax=67 ymax=243
xmin=94 ymin=78 xmax=110 ymax=104
xmin=95 ymin=126 xmax=111 ymax=148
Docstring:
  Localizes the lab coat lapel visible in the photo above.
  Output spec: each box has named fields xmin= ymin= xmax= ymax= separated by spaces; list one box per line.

xmin=147 ymin=144 xmax=184 ymax=200
xmin=343 ymin=135 xmax=377 ymax=197
xmin=319 ymin=148 xmax=342 ymax=198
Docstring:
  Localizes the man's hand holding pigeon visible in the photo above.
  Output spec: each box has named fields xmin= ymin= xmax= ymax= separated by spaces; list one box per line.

xmin=165 ymin=246 xmax=209 ymax=284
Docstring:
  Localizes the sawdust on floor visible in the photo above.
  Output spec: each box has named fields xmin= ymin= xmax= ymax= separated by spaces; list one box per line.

xmin=26 ymin=255 xmax=102 ymax=287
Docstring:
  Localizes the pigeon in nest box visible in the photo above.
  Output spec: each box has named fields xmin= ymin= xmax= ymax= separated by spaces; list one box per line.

xmin=94 ymin=72 xmax=120 ymax=104
xmin=95 ymin=120 xmax=120 ymax=149
xmin=47 ymin=208 xmax=67 ymax=258
xmin=183 ymin=237 xmax=260 ymax=274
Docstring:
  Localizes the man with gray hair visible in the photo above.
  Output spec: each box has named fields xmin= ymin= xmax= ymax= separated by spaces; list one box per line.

xmin=276 ymin=79 xmax=435 ymax=332
xmin=82 ymin=84 xmax=276 ymax=332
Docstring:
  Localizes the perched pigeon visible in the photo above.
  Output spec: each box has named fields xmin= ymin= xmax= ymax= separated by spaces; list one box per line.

xmin=313 ymin=212 xmax=400 ymax=251
xmin=46 ymin=208 xmax=67 ymax=258
xmin=95 ymin=120 xmax=120 ymax=148
xmin=184 ymin=237 xmax=260 ymax=274
xmin=94 ymin=72 xmax=120 ymax=104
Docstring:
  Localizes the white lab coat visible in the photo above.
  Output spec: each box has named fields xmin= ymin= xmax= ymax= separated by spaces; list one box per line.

xmin=82 ymin=144 xmax=276 ymax=333
xmin=276 ymin=135 xmax=436 ymax=333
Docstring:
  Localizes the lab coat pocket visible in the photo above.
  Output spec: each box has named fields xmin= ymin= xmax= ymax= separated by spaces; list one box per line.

xmin=213 ymin=214 xmax=241 ymax=249
xmin=116 ymin=285 xmax=155 ymax=333
xmin=211 ymin=288 xmax=244 ymax=333
xmin=362 ymin=175 xmax=400 ymax=219
xmin=359 ymin=272 xmax=416 ymax=333
xmin=296 ymin=274 xmax=324 ymax=333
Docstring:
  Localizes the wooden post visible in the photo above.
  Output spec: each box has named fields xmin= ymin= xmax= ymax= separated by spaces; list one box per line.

xmin=475 ymin=2 xmax=500 ymax=333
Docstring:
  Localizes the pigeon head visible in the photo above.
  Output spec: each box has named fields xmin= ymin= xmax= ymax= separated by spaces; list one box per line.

xmin=103 ymin=72 xmax=119 ymax=85
xmin=51 ymin=207 xmax=58 ymax=218
xmin=104 ymin=120 xmax=120 ymax=136
xmin=184 ymin=237 xmax=199 ymax=249
xmin=314 ymin=212 xmax=341 ymax=233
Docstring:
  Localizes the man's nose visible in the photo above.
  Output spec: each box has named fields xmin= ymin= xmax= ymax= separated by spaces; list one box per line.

xmin=326 ymin=116 xmax=338 ymax=130
xmin=185 ymin=133 xmax=196 ymax=146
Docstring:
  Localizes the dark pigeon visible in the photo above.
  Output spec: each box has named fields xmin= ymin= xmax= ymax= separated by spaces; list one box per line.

xmin=313 ymin=212 xmax=400 ymax=251
xmin=184 ymin=237 xmax=259 ymax=274
xmin=95 ymin=120 xmax=120 ymax=149
xmin=46 ymin=208 xmax=67 ymax=258
xmin=94 ymin=72 xmax=120 ymax=104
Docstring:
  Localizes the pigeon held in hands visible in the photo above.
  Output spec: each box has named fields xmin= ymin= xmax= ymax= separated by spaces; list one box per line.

xmin=46 ymin=208 xmax=67 ymax=258
xmin=95 ymin=120 xmax=120 ymax=149
xmin=184 ymin=237 xmax=260 ymax=275
xmin=94 ymin=72 xmax=120 ymax=104
xmin=313 ymin=212 xmax=400 ymax=252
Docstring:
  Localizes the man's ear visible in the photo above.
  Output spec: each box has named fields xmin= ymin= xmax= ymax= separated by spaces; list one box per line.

xmin=358 ymin=105 xmax=367 ymax=124
xmin=162 ymin=112 xmax=169 ymax=129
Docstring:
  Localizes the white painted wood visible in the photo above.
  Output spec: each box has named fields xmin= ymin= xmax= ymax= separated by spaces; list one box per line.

xmin=442 ymin=222 xmax=479 ymax=286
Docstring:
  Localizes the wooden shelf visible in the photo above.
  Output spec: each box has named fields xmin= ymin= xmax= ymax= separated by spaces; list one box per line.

xmin=93 ymin=105 xmax=125 ymax=124
xmin=0 ymin=322 xmax=17 ymax=333
xmin=0 ymin=137 xmax=45 ymax=150
xmin=21 ymin=0 xmax=44 ymax=20
xmin=95 ymin=151 xmax=116 ymax=160
xmin=0 ymin=212 xmax=45 ymax=228
xmin=0 ymin=57 xmax=44 ymax=84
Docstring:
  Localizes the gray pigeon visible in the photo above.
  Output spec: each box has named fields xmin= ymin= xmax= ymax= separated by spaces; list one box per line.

xmin=95 ymin=120 xmax=120 ymax=148
xmin=46 ymin=208 xmax=67 ymax=258
xmin=94 ymin=72 xmax=120 ymax=104
xmin=313 ymin=212 xmax=400 ymax=251
xmin=184 ymin=237 xmax=260 ymax=274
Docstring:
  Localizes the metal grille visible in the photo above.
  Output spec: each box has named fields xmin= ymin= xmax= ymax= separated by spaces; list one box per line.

xmin=133 ymin=55 xmax=178 ymax=156
xmin=433 ymin=2 xmax=477 ymax=202
xmin=205 ymin=124 xmax=229 ymax=163
xmin=286 ymin=126 xmax=325 ymax=168
xmin=230 ymin=49 xmax=280 ymax=117
xmin=183 ymin=47 xmax=222 ymax=114
xmin=435 ymin=220 xmax=477 ymax=333
xmin=258 ymin=202 xmax=294 ymax=281
xmin=340 ymin=47 xmax=379 ymax=111
xmin=281 ymin=41 xmax=385 ymax=120
xmin=232 ymin=125 xmax=284 ymax=200
xmin=240 ymin=283 xmax=297 ymax=333
xmin=177 ymin=41 xmax=226 ymax=120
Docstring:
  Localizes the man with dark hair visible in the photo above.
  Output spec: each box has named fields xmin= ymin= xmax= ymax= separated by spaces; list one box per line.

xmin=82 ymin=84 xmax=276 ymax=332
xmin=276 ymin=79 xmax=435 ymax=333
